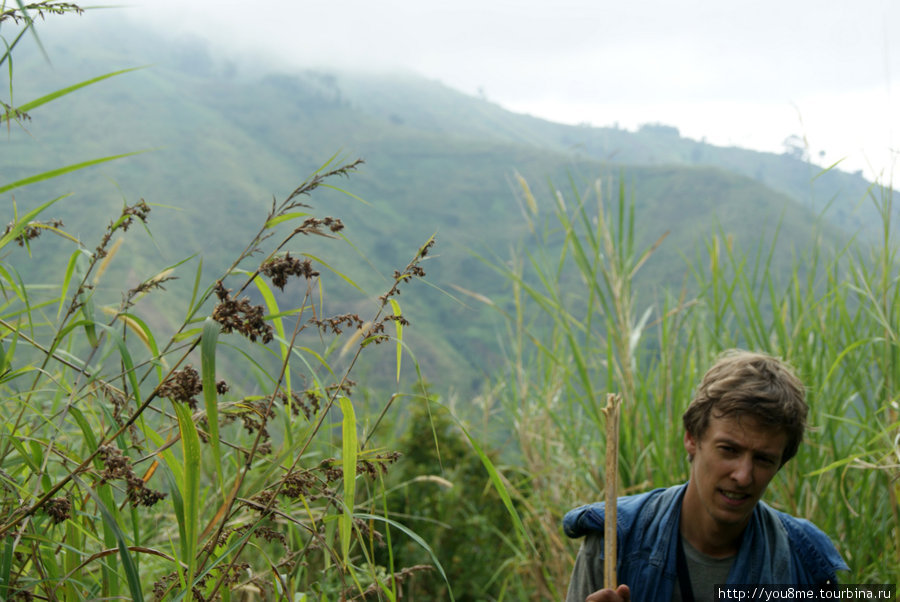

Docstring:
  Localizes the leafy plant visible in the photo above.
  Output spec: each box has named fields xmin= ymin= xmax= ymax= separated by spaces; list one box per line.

xmin=1 ymin=4 xmax=443 ymax=600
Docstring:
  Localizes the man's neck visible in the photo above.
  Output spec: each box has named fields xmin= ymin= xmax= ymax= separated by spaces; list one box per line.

xmin=680 ymin=487 xmax=746 ymax=558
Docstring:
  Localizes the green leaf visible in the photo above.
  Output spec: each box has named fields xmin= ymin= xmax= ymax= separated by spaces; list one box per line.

xmin=0 ymin=151 xmax=146 ymax=196
xmin=74 ymin=477 xmax=144 ymax=602
xmin=0 ymin=194 xmax=72 ymax=249
xmin=173 ymin=400 xmax=202 ymax=585
xmin=264 ymin=211 xmax=312 ymax=229
xmin=340 ymin=396 xmax=358 ymax=565
xmin=0 ymin=536 xmax=13 ymax=600
xmin=201 ymin=318 xmax=223 ymax=491
xmin=95 ymin=324 xmax=141 ymax=406
xmin=356 ymin=513 xmax=454 ymax=601
xmin=3 ymin=67 xmax=145 ymax=122
xmin=302 ymin=253 xmax=366 ymax=294
xmin=389 ymin=298 xmax=403 ymax=382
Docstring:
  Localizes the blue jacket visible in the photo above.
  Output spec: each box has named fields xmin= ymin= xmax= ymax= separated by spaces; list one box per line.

xmin=563 ymin=483 xmax=848 ymax=601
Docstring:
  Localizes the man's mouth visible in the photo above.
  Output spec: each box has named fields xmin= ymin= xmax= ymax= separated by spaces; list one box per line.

xmin=719 ymin=489 xmax=751 ymax=505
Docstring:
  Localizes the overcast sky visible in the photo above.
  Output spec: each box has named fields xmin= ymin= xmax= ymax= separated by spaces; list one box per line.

xmin=116 ymin=0 xmax=897 ymax=178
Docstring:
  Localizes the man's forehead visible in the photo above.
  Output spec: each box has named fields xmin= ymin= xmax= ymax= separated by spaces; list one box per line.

xmin=704 ymin=414 xmax=788 ymax=451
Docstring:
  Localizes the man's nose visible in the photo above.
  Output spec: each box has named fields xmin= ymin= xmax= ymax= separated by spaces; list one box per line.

xmin=730 ymin=455 xmax=753 ymax=487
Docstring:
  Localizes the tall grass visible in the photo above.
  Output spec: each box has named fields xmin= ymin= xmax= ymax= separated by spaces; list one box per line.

xmin=1 ymin=5 xmax=442 ymax=600
xmin=482 ymin=171 xmax=899 ymax=596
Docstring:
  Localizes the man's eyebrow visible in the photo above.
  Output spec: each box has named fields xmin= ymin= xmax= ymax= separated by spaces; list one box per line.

xmin=713 ymin=436 xmax=781 ymax=460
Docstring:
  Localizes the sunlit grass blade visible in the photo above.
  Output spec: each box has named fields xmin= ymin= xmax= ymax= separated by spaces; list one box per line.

xmin=200 ymin=318 xmax=223 ymax=492
xmin=0 ymin=194 xmax=72 ymax=249
xmin=3 ymin=67 xmax=145 ymax=122
xmin=264 ymin=211 xmax=313 ymax=229
xmin=0 ymin=151 xmax=147 ymax=195
xmin=389 ymin=299 xmax=403 ymax=382
xmin=340 ymin=395 xmax=358 ymax=565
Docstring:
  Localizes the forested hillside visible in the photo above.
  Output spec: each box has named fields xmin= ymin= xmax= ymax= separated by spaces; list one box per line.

xmin=9 ymin=12 xmax=886 ymax=396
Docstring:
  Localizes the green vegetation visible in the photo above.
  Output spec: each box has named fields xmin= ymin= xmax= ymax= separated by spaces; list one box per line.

xmin=475 ymin=173 xmax=899 ymax=596
xmin=2 ymin=4 xmax=443 ymax=599
xmin=2 ymin=4 xmax=897 ymax=601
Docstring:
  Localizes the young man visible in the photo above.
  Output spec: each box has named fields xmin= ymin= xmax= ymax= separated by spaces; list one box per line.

xmin=563 ymin=350 xmax=848 ymax=602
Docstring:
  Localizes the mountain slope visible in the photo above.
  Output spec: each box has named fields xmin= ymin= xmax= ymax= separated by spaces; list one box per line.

xmin=4 ymin=14 xmax=869 ymax=395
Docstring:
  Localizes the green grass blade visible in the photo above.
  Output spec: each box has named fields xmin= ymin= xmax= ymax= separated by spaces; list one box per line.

xmin=74 ymin=476 xmax=144 ymax=602
xmin=0 ymin=535 xmax=13 ymax=600
xmin=0 ymin=194 xmax=72 ymax=249
xmin=340 ymin=395 xmax=358 ymax=565
xmin=302 ymin=253 xmax=365 ymax=294
xmin=389 ymin=299 xmax=403 ymax=382
xmin=201 ymin=318 xmax=223 ymax=491
xmin=264 ymin=211 xmax=313 ymax=229
xmin=0 ymin=151 xmax=146 ymax=195
xmin=3 ymin=67 xmax=144 ymax=121
xmin=173 ymin=400 xmax=201 ymax=585
xmin=453 ymin=416 xmax=534 ymax=556
xmin=95 ymin=323 xmax=141 ymax=405
xmin=356 ymin=513 xmax=455 ymax=601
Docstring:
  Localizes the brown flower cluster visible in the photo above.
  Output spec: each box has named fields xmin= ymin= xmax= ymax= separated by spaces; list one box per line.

xmin=261 ymin=252 xmax=319 ymax=290
xmin=315 ymin=452 xmax=402 ymax=485
xmin=311 ymin=313 xmax=364 ymax=336
xmin=245 ymin=489 xmax=278 ymax=516
xmin=295 ymin=216 xmax=345 ymax=235
xmin=281 ymin=469 xmax=317 ymax=499
xmin=278 ymin=389 xmax=321 ymax=420
xmin=44 ymin=497 xmax=71 ymax=524
xmin=236 ymin=399 xmax=275 ymax=437
xmin=379 ymin=238 xmax=435 ymax=304
xmin=2 ymin=218 xmax=64 ymax=246
xmin=0 ymin=2 xmax=83 ymax=24
xmin=212 ymin=282 xmax=274 ymax=344
xmin=157 ymin=365 xmax=202 ymax=408
xmin=152 ymin=560 xmax=246 ymax=602
xmin=119 ymin=199 xmax=150 ymax=231
xmin=97 ymin=444 xmax=167 ymax=507
xmin=347 ymin=565 xmax=434 ymax=601
xmin=358 ymin=451 xmax=402 ymax=479
xmin=1 ymin=100 xmax=30 ymax=123
xmin=361 ymin=314 xmax=411 ymax=346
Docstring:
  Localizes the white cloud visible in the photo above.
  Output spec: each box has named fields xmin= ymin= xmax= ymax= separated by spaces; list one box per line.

xmin=99 ymin=0 xmax=900 ymax=176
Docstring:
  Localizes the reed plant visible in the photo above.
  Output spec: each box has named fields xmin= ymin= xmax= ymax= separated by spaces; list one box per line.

xmin=478 ymin=171 xmax=899 ymax=597
xmin=1 ymin=4 xmax=444 ymax=600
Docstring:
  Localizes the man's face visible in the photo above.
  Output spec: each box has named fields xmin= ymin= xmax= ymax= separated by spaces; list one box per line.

xmin=683 ymin=414 xmax=787 ymax=534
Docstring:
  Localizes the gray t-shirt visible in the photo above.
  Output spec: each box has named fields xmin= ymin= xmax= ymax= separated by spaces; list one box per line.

xmin=565 ymin=534 xmax=734 ymax=602
xmin=672 ymin=536 xmax=735 ymax=602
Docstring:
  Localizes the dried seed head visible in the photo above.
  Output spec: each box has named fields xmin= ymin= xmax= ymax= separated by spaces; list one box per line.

xmin=2 ymin=218 xmax=64 ymax=246
xmin=45 ymin=497 xmax=71 ymax=524
xmin=212 ymin=282 xmax=274 ymax=344
xmin=260 ymin=253 xmax=319 ymax=290
xmin=158 ymin=365 xmax=203 ymax=408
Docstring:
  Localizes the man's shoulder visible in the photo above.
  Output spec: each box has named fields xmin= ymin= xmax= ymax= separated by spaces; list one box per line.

xmin=757 ymin=501 xmax=850 ymax=579
xmin=562 ymin=483 xmax=685 ymax=538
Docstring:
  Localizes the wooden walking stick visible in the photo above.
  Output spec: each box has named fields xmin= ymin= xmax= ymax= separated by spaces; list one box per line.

xmin=602 ymin=392 xmax=621 ymax=590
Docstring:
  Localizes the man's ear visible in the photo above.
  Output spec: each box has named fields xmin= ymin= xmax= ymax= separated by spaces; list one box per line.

xmin=684 ymin=430 xmax=698 ymax=461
